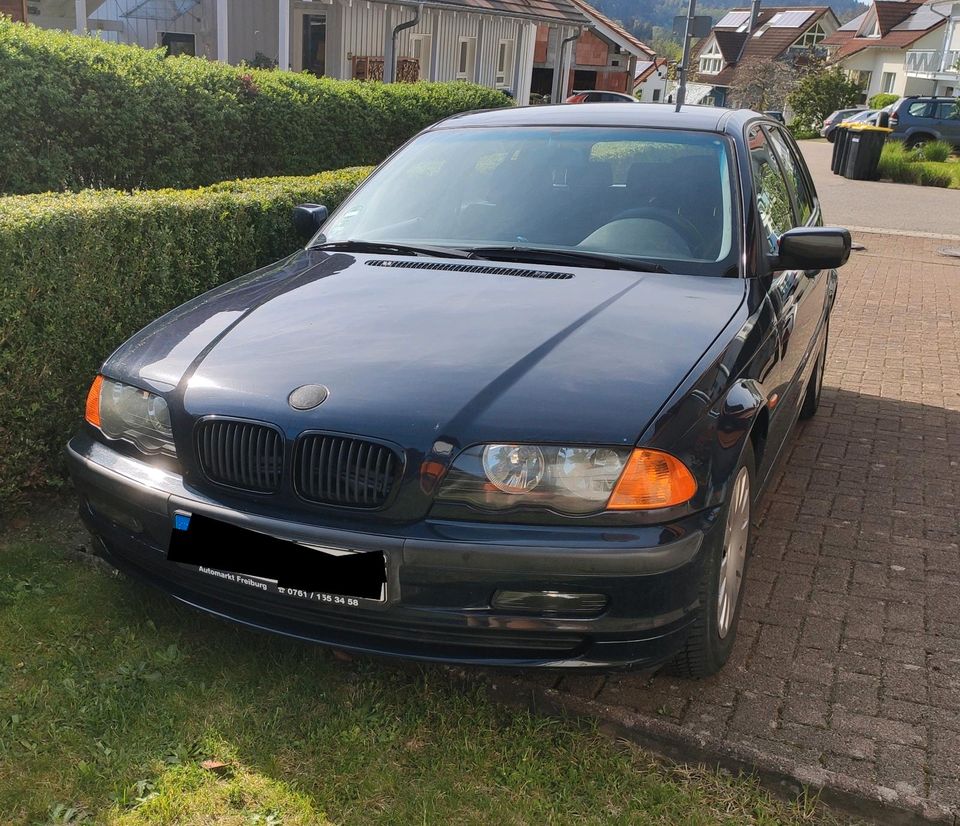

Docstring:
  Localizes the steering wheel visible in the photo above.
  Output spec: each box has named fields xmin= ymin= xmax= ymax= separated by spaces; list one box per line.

xmin=606 ymin=207 xmax=706 ymax=258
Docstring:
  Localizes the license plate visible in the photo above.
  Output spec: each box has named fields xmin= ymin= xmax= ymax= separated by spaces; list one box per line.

xmin=168 ymin=512 xmax=387 ymax=605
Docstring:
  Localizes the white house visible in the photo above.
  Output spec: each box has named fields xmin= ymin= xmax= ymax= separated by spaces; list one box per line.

xmin=26 ymin=0 xmax=589 ymax=103
xmin=823 ymin=0 xmax=947 ymax=102
xmin=633 ymin=56 xmax=668 ymax=101
xmin=904 ymin=0 xmax=960 ymax=96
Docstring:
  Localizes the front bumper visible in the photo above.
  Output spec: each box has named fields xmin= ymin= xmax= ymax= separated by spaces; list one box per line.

xmin=67 ymin=433 xmax=721 ymax=669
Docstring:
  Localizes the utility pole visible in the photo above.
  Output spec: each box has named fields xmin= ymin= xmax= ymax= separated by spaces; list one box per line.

xmin=675 ymin=0 xmax=698 ymax=111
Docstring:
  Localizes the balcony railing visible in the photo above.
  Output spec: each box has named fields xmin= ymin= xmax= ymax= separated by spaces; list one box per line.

xmin=905 ymin=48 xmax=960 ymax=77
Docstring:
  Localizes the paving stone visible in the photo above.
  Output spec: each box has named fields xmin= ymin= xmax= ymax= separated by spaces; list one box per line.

xmin=876 ymin=744 xmax=926 ymax=794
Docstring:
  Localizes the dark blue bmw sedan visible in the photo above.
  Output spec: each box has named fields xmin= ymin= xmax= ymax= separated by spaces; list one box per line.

xmin=67 ymin=104 xmax=850 ymax=675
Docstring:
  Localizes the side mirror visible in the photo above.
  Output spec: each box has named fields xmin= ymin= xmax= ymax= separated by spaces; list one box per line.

xmin=773 ymin=227 xmax=851 ymax=271
xmin=292 ymin=204 xmax=328 ymax=239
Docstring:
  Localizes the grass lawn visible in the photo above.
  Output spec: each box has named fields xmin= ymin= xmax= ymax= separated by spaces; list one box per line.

xmin=0 ymin=499 xmax=844 ymax=825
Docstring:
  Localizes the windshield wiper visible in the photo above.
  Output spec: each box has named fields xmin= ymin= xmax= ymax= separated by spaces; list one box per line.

xmin=309 ymin=240 xmax=473 ymax=259
xmin=465 ymin=246 xmax=671 ymax=274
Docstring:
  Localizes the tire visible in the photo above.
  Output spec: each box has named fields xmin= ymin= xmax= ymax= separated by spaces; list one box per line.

xmin=826 ymin=130 xmax=835 ymax=144
xmin=665 ymin=442 xmax=755 ymax=678
xmin=799 ymin=321 xmax=828 ymax=420
xmin=906 ymin=134 xmax=933 ymax=150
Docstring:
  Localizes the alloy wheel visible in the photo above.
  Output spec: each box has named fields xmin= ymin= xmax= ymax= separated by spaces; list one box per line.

xmin=717 ymin=466 xmax=750 ymax=639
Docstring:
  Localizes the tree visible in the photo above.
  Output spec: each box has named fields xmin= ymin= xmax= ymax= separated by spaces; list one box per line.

xmin=650 ymin=29 xmax=682 ymax=64
xmin=787 ymin=64 xmax=862 ymax=132
xmin=728 ymin=57 xmax=798 ymax=111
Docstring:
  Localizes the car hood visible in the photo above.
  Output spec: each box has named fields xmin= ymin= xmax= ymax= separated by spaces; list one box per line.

xmin=106 ymin=250 xmax=746 ymax=453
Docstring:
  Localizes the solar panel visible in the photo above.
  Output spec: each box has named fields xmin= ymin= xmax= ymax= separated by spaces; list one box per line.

xmin=769 ymin=10 xmax=815 ymax=27
xmin=716 ymin=11 xmax=750 ymax=28
xmin=892 ymin=5 xmax=941 ymax=31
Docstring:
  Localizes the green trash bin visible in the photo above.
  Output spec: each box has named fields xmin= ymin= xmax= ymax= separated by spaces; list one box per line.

xmin=841 ymin=123 xmax=891 ymax=181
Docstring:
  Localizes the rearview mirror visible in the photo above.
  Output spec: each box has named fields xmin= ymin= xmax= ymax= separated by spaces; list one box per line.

xmin=773 ymin=227 xmax=851 ymax=271
xmin=292 ymin=204 xmax=328 ymax=239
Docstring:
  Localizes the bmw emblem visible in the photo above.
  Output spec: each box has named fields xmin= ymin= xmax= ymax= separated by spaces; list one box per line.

xmin=288 ymin=384 xmax=329 ymax=410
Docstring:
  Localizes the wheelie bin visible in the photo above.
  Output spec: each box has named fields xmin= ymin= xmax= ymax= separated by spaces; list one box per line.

xmin=841 ymin=123 xmax=892 ymax=180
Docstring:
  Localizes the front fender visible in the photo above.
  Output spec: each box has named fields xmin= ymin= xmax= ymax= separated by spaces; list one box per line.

xmin=710 ymin=379 xmax=767 ymax=499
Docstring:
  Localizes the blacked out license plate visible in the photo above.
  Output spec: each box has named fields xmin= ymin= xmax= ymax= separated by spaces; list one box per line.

xmin=167 ymin=512 xmax=387 ymax=606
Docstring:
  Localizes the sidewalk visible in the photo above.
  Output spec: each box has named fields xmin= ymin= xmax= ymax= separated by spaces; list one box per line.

xmin=798 ymin=140 xmax=960 ymax=238
xmin=500 ymin=230 xmax=960 ymax=824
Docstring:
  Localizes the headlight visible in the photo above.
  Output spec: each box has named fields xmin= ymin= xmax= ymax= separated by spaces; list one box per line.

xmin=436 ymin=444 xmax=696 ymax=514
xmin=85 ymin=375 xmax=176 ymax=456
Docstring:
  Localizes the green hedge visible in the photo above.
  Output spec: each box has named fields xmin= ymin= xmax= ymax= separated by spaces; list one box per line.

xmin=868 ymin=93 xmax=899 ymax=110
xmin=0 ymin=18 xmax=508 ymax=195
xmin=0 ymin=167 xmax=372 ymax=502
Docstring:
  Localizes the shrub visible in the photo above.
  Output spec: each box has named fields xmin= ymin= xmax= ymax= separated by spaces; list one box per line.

xmin=787 ymin=65 xmax=862 ymax=133
xmin=0 ymin=167 xmax=371 ymax=502
xmin=787 ymin=122 xmax=819 ymax=140
xmin=878 ymin=141 xmax=917 ymax=183
xmin=868 ymin=92 xmax=899 ymax=110
xmin=0 ymin=19 xmax=508 ymax=195
xmin=916 ymin=163 xmax=953 ymax=188
xmin=913 ymin=140 xmax=953 ymax=163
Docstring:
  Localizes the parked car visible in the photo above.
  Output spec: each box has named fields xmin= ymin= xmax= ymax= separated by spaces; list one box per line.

xmin=842 ymin=109 xmax=879 ymax=126
xmin=566 ymin=90 xmax=638 ymax=103
xmin=821 ymin=107 xmax=865 ymax=142
xmin=888 ymin=96 xmax=960 ymax=148
xmin=68 ymin=104 xmax=850 ymax=676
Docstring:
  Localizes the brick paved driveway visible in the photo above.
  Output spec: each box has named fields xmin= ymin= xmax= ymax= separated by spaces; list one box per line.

xmin=507 ymin=232 xmax=960 ymax=822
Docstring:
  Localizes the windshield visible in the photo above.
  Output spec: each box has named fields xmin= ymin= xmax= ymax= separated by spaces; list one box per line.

xmin=320 ymin=127 xmax=739 ymax=276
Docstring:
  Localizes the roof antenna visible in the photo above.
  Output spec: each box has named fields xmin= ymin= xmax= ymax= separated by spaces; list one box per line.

xmin=674 ymin=0 xmax=698 ymax=111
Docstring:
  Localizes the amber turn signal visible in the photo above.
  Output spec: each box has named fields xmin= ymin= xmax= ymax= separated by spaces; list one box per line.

xmin=84 ymin=375 xmax=103 ymax=428
xmin=607 ymin=449 xmax=697 ymax=510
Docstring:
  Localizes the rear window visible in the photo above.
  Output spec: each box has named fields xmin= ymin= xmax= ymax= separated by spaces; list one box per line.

xmin=323 ymin=127 xmax=740 ymax=276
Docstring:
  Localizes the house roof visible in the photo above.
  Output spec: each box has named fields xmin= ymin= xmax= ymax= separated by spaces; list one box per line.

xmin=420 ymin=0 xmax=589 ymax=25
xmin=570 ymin=0 xmax=655 ymax=56
xmin=690 ymin=6 xmax=837 ymax=88
xmin=822 ymin=0 xmax=944 ymax=60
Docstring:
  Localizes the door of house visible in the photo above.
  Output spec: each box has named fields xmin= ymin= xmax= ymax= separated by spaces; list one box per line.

xmin=301 ymin=13 xmax=327 ymax=76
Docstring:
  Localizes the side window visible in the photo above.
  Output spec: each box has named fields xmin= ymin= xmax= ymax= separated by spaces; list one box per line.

xmin=748 ymin=125 xmax=793 ymax=254
xmin=766 ymin=127 xmax=815 ymax=225
xmin=937 ymin=101 xmax=959 ymax=120
xmin=907 ymin=101 xmax=931 ymax=118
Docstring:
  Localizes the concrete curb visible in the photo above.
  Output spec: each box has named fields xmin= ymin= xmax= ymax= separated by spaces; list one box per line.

xmin=484 ymin=676 xmax=957 ymax=826
xmin=847 ymin=226 xmax=960 ymax=243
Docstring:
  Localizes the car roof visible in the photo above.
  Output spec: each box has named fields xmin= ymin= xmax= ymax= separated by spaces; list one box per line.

xmin=429 ymin=103 xmax=757 ymax=135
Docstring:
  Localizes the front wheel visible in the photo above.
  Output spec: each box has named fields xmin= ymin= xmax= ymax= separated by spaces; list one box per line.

xmin=665 ymin=443 xmax=754 ymax=678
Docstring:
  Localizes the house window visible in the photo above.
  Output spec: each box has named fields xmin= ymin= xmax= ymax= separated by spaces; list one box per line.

xmin=457 ymin=37 xmax=476 ymax=81
xmin=410 ymin=34 xmax=432 ymax=76
xmin=652 ymin=88 xmax=661 ymax=101
xmin=698 ymin=41 xmax=723 ymax=74
xmin=881 ymin=71 xmax=896 ymax=93
xmin=791 ymin=22 xmax=825 ymax=49
xmin=495 ymin=40 xmax=515 ymax=87
xmin=159 ymin=32 xmax=196 ymax=57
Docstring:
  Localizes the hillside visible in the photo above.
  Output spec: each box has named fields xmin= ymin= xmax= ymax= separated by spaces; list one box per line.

xmin=592 ymin=0 xmax=867 ymax=44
